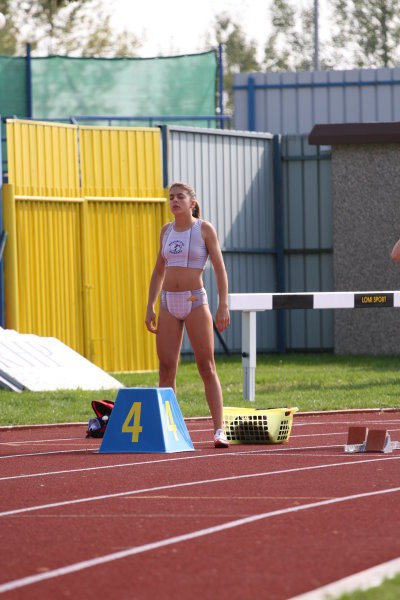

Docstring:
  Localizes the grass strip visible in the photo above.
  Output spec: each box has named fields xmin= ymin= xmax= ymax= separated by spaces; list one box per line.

xmin=1 ymin=354 xmax=400 ymax=427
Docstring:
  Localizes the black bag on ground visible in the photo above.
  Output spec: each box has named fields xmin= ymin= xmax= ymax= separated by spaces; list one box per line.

xmin=86 ymin=399 xmax=115 ymax=438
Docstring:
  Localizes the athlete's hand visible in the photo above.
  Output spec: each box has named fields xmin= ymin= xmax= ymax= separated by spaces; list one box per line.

xmin=215 ymin=304 xmax=230 ymax=332
xmin=145 ymin=307 xmax=158 ymax=334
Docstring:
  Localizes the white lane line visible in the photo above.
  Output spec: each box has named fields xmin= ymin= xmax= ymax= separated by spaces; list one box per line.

xmin=0 ymin=449 xmax=247 ymax=481
xmin=289 ymin=556 xmax=400 ymax=599
xmin=2 ymin=424 xmax=399 ymax=461
xmin=0 ymin=432 xmax=345 ymax=460
xmin=0 ymin=437 xmax=85 ymax=446
xmin=0 ymin=443 xmax=356 ymax=482
xmin=292 ymin=419 xmax=400 ymax=427
xmin=3 ymin=424 xmax=400 ymax=463
xmin=0 ymin=449 xmax=97 ymax=460
xmin=1 ymin=437 xmax=397 ymax=482
xmin=0 ymin=428 xmax=350 ymax=460
xmin=0 ymin=435 xmax=343 ymax=461
xmin=1 ymin=416 xmax=398 ymax=442
xmin=1 ymin=485 xmax=400 ymax=594
xmin=0 ymin=430 xmax=211 ymax=446
xmin=1 ymin=420 xmax=398 ymax=448
xmin=2 ymin=454 xmax=400 ymax=517
xmin=293 ymin=428 xmax=400 ymax=438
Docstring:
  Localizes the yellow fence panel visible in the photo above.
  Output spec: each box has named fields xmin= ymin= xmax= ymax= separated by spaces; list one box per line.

xmin=79 ymin=127 xmax=164 ymax=198
xmin=4 ymin=120 xmax=169 ymax=373
xmin=2 ymin=185 xmax=19 ymax=331
xmin=83 ymin=197 xmax=168 ymax=372
xmin=3 ymin=185 xmax=85 ymax=352
xmin=6 ymin=119 xmax=80 ymax=197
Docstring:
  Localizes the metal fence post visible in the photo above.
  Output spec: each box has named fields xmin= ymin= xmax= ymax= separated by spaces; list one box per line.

xmin=26 ymin=43 xmax=32 ymax=118
xmin=273 ymin=134 xmax=286 ymax=354
xmin=248 ymin=76 xmax=255 ymax=131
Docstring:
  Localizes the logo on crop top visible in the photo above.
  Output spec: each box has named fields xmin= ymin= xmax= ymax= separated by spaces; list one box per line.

xmin=169 ymin=241 xmax=184 ymax=254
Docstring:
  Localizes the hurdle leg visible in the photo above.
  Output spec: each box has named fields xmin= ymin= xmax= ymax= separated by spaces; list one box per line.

xmin=242 ymin=311 xmax=257 ymax=402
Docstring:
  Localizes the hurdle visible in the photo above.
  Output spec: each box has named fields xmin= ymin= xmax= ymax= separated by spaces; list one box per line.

xmin=228 ymin=291 xmax=400 ymax=401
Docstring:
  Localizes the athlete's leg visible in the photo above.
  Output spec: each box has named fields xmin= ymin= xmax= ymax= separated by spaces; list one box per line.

xmin=185 ymin=305 xmax=224 ymax=431
xmin=156 ymin=307 xmax=184 ymax=392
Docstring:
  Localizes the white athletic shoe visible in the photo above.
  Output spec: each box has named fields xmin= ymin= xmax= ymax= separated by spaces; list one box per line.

xmin=214 ymin=428 xmax=229 ymax=448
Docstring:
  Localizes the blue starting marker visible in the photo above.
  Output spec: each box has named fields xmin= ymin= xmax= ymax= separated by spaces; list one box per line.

xmin=99 ymin=387 xmax=195 ymax=453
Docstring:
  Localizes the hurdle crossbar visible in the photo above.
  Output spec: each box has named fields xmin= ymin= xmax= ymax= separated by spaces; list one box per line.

xmin=228 ymin=291 xmax=400 ymax=401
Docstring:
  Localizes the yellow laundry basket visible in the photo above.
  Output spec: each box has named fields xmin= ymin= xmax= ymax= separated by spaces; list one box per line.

xmin=223 ymin=406 xmax=299 ymax=444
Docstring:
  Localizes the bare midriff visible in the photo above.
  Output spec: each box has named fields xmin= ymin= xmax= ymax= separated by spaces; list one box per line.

xmin=162 ymin=266 xmax=204 ymax=292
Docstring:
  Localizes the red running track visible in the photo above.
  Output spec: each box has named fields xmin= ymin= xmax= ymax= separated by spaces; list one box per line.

xmin=1 ymin=410 xmax=400 ymax=599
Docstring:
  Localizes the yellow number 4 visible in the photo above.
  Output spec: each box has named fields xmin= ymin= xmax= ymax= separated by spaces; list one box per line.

xmin=165 ymin=401 xmax=178 ymax=441
xmin=122 ymin=402 xmax=143 ymax=442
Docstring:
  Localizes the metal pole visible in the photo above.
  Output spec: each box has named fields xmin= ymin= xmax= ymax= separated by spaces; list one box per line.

xmin=273 ymin=134 xmax=286 ymax=355
xmin=314 ymin=0 xmax=319 ymax=70
xmin=242 ymin=311 xmax=257 ymax=401
xmin=218 ymin=43 xmax=224 ymax=128
xmin=26 ymin=42 xmax=32 ymax=118
xmin=248 ymin=76 xmax=255 ymax=131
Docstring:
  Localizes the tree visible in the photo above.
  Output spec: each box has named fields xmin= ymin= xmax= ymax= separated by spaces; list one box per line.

xmin=263 ymin=0 xmax=325 ymax=72
xmin=262 ymin=0 xmax=400 ymax=71
xmin=0 ymin=0 xmax=141 ymax=56
xmin=330 ymin=0 xmax=400 ymax=68
xmin=208 ymin=13 xmax=261 ymax=114
xmin=0 ymin=0 xmax=20 ymax=54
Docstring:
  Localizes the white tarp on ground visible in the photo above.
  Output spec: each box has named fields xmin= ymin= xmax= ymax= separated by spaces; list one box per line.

xmin=0 ymin=328 xmax=124 ymax=392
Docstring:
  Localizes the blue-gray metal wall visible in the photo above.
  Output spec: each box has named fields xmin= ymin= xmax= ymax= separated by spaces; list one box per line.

xmin=167 ymin=126 xmax=332 ymax=354
xmin=233 ymin=67 xmax=400 ymax=134
xmin=281 ymin=135 xmax=332 ymax=350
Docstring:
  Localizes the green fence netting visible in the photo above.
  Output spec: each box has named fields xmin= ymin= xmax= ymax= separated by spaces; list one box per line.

xmin=31 ymin=51 xmax=217 ymax=121
xmin=0 ymin=56 xmax=28 ymax=118
xmin=0 ymin=50 xmax=218 ymax=172
xmin=0 ymin=56 xmax=28 ymax=174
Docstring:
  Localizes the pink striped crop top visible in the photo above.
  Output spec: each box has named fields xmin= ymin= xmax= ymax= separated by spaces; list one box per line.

xmin=162 ymin=219 xmax=209 ymax=270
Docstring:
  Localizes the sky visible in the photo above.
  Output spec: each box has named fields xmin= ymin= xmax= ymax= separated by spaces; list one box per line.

xmin=111 ymin=0 xmax=330 ymax=60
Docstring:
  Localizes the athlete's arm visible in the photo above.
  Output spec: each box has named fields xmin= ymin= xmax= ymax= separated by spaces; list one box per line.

xmin=391 ymin=238 xmax=400 ymax=260
xmin=145 ymin=225 xmax=168 ymax=333
xmin=202 ymin=221 xmax=230 ymax=332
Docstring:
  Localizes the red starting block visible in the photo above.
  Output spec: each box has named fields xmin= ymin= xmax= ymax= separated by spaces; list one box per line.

xmin=365 ymin=429 xmax=389 ymax=452
xmin=345 ymin=426 xmax=400 ymax=454
xmin=347 ymin=426 xmax=368 ymax=446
